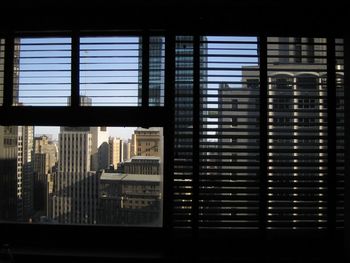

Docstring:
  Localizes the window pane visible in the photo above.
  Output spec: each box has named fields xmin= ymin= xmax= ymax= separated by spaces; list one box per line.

xmin=173 ymin=36 xmax=194 ymax=228
xmin=199 ymin=36 xmax=260 ymax=229
xmin=0 ymin=126 xmax=163 ymax=227
xmin=267 ymin=37 xmax=328 ymax=229
xmin=80 ymin=37 xmax=140 ymax=106
xmin=14 ymin=37 xmax=72 ymax=106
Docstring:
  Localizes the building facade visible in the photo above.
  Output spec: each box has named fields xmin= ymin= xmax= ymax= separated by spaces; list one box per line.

xmin=108 ymin=137 xmax=123 ymax=169
xmin=98 ymin=172 xmax=161 ymax=226
xmin=33 ymin=135 xmax=58 ymax=220
xmin=52 ymin=127 xmax=98 ymax=224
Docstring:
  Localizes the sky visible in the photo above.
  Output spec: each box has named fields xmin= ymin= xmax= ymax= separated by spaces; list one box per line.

xmin=34 ymin=126 xmax=137 ymax=141
xmin=18 ymin=36 xmax=258 ymax=141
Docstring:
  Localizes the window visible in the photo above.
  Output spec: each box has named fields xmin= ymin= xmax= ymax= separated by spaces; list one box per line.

xmin=0 ymin=29 xmax=346 ymax=261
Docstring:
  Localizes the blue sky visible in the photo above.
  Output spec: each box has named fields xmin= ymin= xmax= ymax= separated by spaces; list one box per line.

xmin=18 ymin=36 xmax=258 ymax=140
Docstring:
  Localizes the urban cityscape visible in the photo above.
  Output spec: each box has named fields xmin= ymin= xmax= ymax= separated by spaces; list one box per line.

xmin=0 ymin=36 xmax=344 ymax=229
xmin=0 ymin=125 xmax=163 ymax=226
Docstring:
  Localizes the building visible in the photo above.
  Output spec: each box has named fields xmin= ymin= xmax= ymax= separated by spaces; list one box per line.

xmin=52 ymin=126 xmax=98 ymax=224
xmin=33 ymin=135 xmax=58 ymax=219
xmin=123 ymin=139 xmax=131 ymax=161
xmin=0 ymin=125 xmax=34 ymax=222
xmin=122 ymin=156 xmax=160 ymax=175
xmin=131 ymin=127 xmax=162 ymax=157
xmin=90 ymin=126 xmax=109 ymax=171
xmin=98 ymin=172 xmax=161 ymax=226
xmin=217 ymin=37 xmax=329 ymax=227
xmin=108 ymin=137 xmax=123 ymax=169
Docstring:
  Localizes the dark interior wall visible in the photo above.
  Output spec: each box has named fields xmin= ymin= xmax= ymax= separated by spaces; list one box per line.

xmin=0 ymin=0 xmax=347 ymax=36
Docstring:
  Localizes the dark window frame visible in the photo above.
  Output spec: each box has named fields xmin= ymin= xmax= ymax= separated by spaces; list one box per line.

xmin=0 ymin=28 xmax=347 ymax=261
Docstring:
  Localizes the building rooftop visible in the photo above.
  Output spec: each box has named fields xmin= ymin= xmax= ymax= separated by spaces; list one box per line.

xmin=101 ymin=172 xmax=160 ymax=183
xmin=125 ymin=156 xmax=161 ymax=163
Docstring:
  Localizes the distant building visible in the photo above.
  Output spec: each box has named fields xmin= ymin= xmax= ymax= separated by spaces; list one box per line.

xmin=131 ymin=128 xmax=162 ymax=157
xmin=52 ymin=126 xmax=98 ymax=224
xmin=33 ymin=135 xmax=58 ymax=219
xmin=108 ymin=137 xmax=123 ymax=169
xmin=123 ymin=139 xmax=131 ymax=161
xmin=0 ymin=125 xmax=34 ymax=222
xmin=90 ymin=126 xmax=109 ymax=171
xmin=122 ymin=156 xmax=160 ymax=175
xmin=98 ymin=172 xmax=161 ymax=226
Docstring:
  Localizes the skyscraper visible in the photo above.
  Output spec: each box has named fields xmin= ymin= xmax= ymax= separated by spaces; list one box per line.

xmin=0 ymin=126 xmax=34 ymax=222
xmin=108 ymin=137 xmax=123 ymax=169
xmin=90 ymin=126 xmax=109 ymax=171
xmin=33 ymin=135 xmax=58 ymax=219
xmin=52 ymin=126 xmax=97 ymax=224
xmin=217 ymin=37 xmax=329 ymax=228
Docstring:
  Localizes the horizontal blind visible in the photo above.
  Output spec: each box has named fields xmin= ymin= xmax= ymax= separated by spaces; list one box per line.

xmin=199 ymin=36 xmax=260 ymax=229
xmin=14 ymin=37 xmax=71 ymax=106
xmin=0 ymin=38 xmax=4 ymax=105
xmin=80 ymin=37 xmax=140 ymax=106
xmin=266 ymin=37 xmax=328 ymax=229
xmin=335 ymin=38 xmax=344 ymax=229
xmin=173 ymin=36 xmax=194 ymax=228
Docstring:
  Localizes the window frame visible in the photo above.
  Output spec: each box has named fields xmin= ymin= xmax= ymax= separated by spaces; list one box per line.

xmin=0 ymin=27 xmax=346 ymax=261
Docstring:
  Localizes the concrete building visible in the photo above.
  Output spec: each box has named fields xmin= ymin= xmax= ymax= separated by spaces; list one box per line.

xmin=52 ymin=126 xmax=98 ymax=224
xmin=108 ymin=137 xmax=123 ymax=169
xmin=98 ymin=172 xmax=161 ymax=226
xmin=0 ymin=125 xmax=34 ymax=222
xmin=131 ymin=127 xmax=162 ymax=157
xmin=33 ymin=135 xmax=58 ymax=219
xmin=90 ymin=126 xmax=109 ymax=171
xmin=122 ymin=156 xmax=160 ymax=175
xmin=217 ymin=37 xmax=329 ymax=227
xmin=123 ymin=139 xmax=131 ymax=161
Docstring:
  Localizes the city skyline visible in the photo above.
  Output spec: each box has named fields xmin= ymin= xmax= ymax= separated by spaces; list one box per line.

xmin=34 ymin=126 xmax=136 ymax=141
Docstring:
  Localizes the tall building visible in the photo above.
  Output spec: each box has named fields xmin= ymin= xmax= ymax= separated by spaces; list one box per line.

xmin=0 ymin=126 xmax=20 ymax=221
xmin=0 ymin=39 xmax=34 ymax=222
xmin=33 ymin=135 xmax=58 ymax=219
xmin=0 ymin=126 xmax=34 ymax=222
xmin=123 ymin=139 xmax=131 ymax=161
xmin=90 ymin=126 xmax=109 ymax=171
xmin=217 ymin=37 xmax=329 ymax=227
xmin=138 ymin=37 xmax=165 ymax=106
xmin=108 ymin=137 xmax=123 ymax=169
xmin=131 ymin=127 xmax=162 ymax=157
xmin=52 ymin=127 xmax=97 ymax=224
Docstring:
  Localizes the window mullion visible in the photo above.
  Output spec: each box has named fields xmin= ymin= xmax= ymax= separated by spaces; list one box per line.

xmin=3 ymin=33 xmax=14 ymax=107
xmin=71 ymin=31 xmax=80 ymax=107
xmin=258 ymin=35 xmax=268 ymax=233
xmin=192 ymin=35 xmax=200 ymax=234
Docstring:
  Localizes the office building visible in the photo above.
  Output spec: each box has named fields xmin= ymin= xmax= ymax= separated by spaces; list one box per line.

xmin=108 ymin=136 xmax=123 ymax=169
xmin=122 ymin=156 xmax=160 ymax=175
xmin=90 ymin=126 xmax=109 ymax=171
xmin=0 ymin=125 xmax=34 ymax=222
xmin=98 ymin=172 xmax=161 ymax=225
xmin=131 ymin=127 xmax=162 ymax=157
xmin=33 ymin=135 xmax=58 ymax=219
xmin=52 ymin=126 xmax=98 ymax=224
